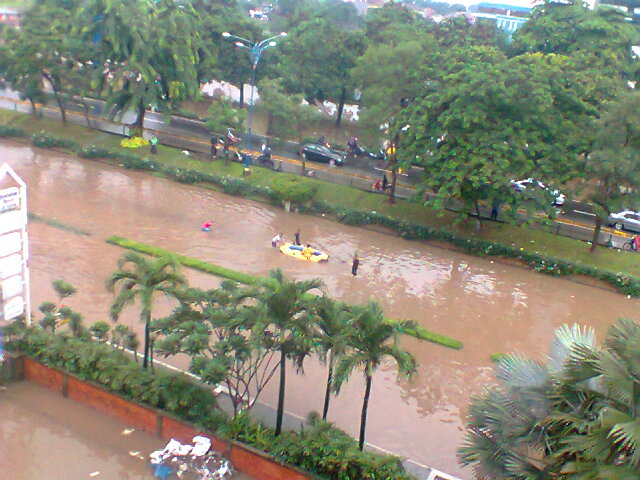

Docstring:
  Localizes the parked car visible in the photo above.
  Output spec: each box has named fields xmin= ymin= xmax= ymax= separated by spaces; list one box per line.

xmin=607 ymin=210 xmax=640 ymax=232
xmin=511 ymin=178 xmax=565 ymax=206
xmin=301 ymin=144 xmax=345 ymax=166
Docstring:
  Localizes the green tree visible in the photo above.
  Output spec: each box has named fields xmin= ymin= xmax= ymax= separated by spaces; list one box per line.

xmin=402 ymin=50 xmax=595 ymax=226
xmin=204 ymin=98 xmax=246 ymax=135
xmin=312 ymin=298 xmax=355 ymax=421
xmin=257 ymin=78 xmax=320 ymax=173
xmin=0 ymin=0 xmax=88 ymax=120
xmin=584 ymin=91 xmax=640 ymax=252
xmin=351 ymin=38 xmax=431 ymax=203
xmin=276 ymin=17 xmax=366 ymax=126
xmin=334 ymin=301 xmax=417 ymax=450
xmin=155 ymin=283 xmax=281 ymax=417
xmin=511 ymin=0 xmax=638 ymax=98
xmin=106 ymin=252 xmax=186 ymax=369
xmin=250 ymin=269 xmax=323 ymax=436
xmin=364 ymin=1 xmax=427 ymax=45
xmin=459 ymin=320 xmax=640 ymax=479
xmin=77 ymin=0 xmax=202 ymax=130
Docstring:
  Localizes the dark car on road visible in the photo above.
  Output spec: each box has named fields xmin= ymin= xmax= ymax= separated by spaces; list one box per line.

xmin=301 ymin=144 xmax=345 ymax=166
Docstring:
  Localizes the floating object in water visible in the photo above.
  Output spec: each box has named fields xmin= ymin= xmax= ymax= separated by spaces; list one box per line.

xmin=279 ymin=242 xmax=328 ymax=262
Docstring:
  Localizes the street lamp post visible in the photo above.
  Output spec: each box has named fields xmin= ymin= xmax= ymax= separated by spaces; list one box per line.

xmin=222 ymin=31 xmax=287 ymax=153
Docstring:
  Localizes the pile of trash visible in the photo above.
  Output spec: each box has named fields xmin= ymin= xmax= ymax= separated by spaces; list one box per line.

xmin=149 ymin=436 xmax=235 ymax=479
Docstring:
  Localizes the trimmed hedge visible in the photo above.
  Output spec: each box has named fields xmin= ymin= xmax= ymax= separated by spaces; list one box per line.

xmin=106 ymin=236 xmax=260 ymax=285
xmin=11 ymin=126 xmax=640 ymax=298
xmin=31 ymin=131 xmax=80 ymax=150
xmin=0 ymin=125 xmax=27 ymax=137
xmin=6 ymin=326 xmax=225 ymax=430
xmin=106 ymin=236 xmax=463 ymax=350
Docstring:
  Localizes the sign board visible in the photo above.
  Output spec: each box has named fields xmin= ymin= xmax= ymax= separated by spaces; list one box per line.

xmin=0 ymin=254 xmax=21 ymax=279
xmin=1 ymin=275 xmax=23 ymax=300
xmin=0 ymin=210 xmax=24 ymax=235
xmin=2 ymin=295 xmax=24 ymax=321
xmin=0 ymin=187 xmax=19 ymax=212
xmin=0 ymin=164 xmax=30 ymax=325
xmin=0 ymin=232 xmax=21 ymax=257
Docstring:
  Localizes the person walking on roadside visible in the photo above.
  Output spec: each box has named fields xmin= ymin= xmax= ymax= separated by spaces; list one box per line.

xmin=351 ymin=252 xmax=360 ymax=276
xmin=294 ymin=228 xmax=301 ymax=246
xmin=150 ymin=134 xmax=158 ymax=154
xmin=490 ymin=199 xmax=500 ymax=221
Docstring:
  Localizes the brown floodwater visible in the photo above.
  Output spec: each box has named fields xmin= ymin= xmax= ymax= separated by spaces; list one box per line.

xmin=3 ymin=141 xmax=639 ymax=478
xmin=1 ymin=382 xmax=167 ymax=480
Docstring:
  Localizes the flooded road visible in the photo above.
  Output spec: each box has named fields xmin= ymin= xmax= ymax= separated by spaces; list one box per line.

xmin=4 ymin=142 xmax=639 ymax=478
xmin=1 ymin=382 xmax=165 ymax=480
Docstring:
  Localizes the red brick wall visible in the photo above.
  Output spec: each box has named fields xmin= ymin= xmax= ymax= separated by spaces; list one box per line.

xmin=66 ymin=375 xmax=158 ymax=434
xmin=230 ymin=443 xmax=309 ymax=480
xmin=23 ymin=358 xmax=63 ymax=393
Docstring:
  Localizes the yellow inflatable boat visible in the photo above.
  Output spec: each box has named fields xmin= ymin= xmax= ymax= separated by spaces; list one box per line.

xmin=280 ymin=243 xmax=329 ymax=262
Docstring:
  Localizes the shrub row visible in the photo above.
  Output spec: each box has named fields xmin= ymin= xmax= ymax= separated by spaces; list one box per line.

xmin=226 ymin=413 xmax=414 ymax=480
xmin=0 ymin=124 xmax=28 ymax=137
xmin=106 ymin=235 xmax=463 ymax=349
xmin=9 ymin=126 xmax=640 ymax=298
xmin=6 ymin=326 xmax=416 ymax=480
xmin=300 ymin=201 xmax=640 ymax=297
xmin=6 ymin=326 xmax=225 ymax=430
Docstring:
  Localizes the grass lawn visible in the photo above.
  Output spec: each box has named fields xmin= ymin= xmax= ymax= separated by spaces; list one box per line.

xmin=4 ymin=109 xmax=639 ymax=279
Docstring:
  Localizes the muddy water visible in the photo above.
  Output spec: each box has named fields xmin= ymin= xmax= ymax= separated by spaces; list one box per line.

xmin=1 ymin=382 xmax=166 ymax=480
xmin=4 ymin=142 xmax=640 ymax=478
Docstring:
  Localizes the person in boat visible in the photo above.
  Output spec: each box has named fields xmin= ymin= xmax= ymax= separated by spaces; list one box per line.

xmin=201 ymin=221 xmax=213 ymax=232
xmin=302 ymin=243 xmax=314 ymax=259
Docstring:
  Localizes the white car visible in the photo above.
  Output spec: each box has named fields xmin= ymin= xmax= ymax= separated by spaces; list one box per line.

xmin=511 ymin=178 xmax=565 ymax=206
xmin=607 ymin=210 xmax=640 ymax=232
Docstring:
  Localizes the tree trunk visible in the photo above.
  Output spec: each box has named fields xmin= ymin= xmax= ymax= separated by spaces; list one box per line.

xmin=359 ymin=372 xmax=373 ymax=451
xmin=149 ymin=338 xmax=155 ymax=373
xmin=335 ymin=85 xmax=347 ymax=127
xmin=474 ymin=200 xmax=483 ymax=230
xmin=275 ymin=350 xmax=286 ymax=436
xmin=43 ymin=73 xmax=66 ymax=124
xmin=142 ymin=314 xmax=150 ymax=369
xmin=239 ymin=83 xmax=244 ymax=109
xmin=29 ymin=97 xmax=37 ymax=116
xmin=322 ymin=359 xmax=334 ymax=421
xmin=590 ymin=216 xmax=602 ymax=253
xmin=135 ymin=100 xmax=146 ymax=132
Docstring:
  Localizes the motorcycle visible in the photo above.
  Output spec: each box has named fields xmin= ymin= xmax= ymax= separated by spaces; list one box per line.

xmin=372 ymin=178 xmax=390 ymax=193
xmin=256 ymin=144 xmax=275 ymax=169
xmin=347 ymin=139 xmax=385 ymax=160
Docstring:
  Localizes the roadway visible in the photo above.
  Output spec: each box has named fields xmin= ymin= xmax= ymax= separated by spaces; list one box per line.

xmin=0 ymin=89 xmax=635 ymax=251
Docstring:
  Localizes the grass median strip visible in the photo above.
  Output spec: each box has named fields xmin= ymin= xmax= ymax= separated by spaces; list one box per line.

xmin=106 ymin=235 xmax=463 ymax=350
xmin=28 ymin=212 xmax=91 ymax=236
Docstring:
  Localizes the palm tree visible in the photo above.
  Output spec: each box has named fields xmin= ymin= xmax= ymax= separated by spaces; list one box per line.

xmin=251 ymin=269 xmax=323 ymax=436
xmin=457 ymin=322 xmax=640 ymax=480
xmin=106 ymin=252 xmax=186 ymax=369
xmin=313 ymin=297 xmax=355 ymax=421
xmin=334 ymin=301 xmax=417 ymax=450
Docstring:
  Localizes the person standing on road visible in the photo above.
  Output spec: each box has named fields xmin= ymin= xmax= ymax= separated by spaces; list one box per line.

xmin=150 ymin=134 xmax=158 ymax=154
xmin=351 ymin=252 xmax=360 ymax=276
xmin=294 ymin=228 xmax=301 ymax=246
